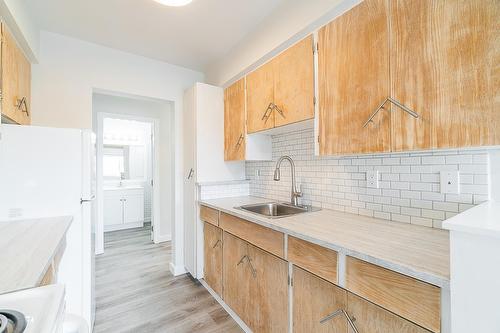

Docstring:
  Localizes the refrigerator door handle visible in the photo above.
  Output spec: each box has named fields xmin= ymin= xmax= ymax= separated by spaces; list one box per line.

xmin=80 ymin=195 xmax=96 ymax=205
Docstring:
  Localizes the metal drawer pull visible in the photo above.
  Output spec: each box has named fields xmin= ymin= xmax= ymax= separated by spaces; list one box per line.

xmin=187 ymin=168 xmax=194 ymax=180
xmin=15 ymin=97 xmax=29 ymax=116
xmin=235 ymin=134 xmax=244 ymax=149
xmin=363 ymin=97 xmax=419 ymax=128
xmin=212 ymin=239 xmax=222 ymax=249
xmin=320 ymin=309 xmax=359 ymax=333
xmin=236 ymin=255 xmax=257 ymax=278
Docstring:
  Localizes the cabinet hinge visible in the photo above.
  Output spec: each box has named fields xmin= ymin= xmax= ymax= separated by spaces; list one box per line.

xmin=313 ymin=96 xmax=317 ymax=105
xmin=317 ymin=135 xmax=320 ymax=143
xmin=151 ymin=179 xmax=154 ymax=186
xmin=288 ymin=276 xmax=293 ymax=286
xmin=316 ymin=42 xmax=319 ymax=53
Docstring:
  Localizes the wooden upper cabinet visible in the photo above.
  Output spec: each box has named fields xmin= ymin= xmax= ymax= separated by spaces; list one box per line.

xmin=224 ymin=78 xmax=246 ymax=161
xmin=274 ymin=35 xmax=315 ymax=127
xmin=246 ymin=60 xmax=275 ymax=133
xmin=392 ymin=0 xmax=499 ymax=149
xmin=1 ymin=23 xmax=31 ymax=125
xmin=318 ymin=0 xmax=390 ymax=155
xmin=246 ymin=35 xmax=315 ymax=133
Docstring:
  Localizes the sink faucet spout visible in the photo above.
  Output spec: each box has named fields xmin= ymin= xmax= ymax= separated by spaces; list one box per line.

xmin=273 ymin=155 xmax=302 ymax=206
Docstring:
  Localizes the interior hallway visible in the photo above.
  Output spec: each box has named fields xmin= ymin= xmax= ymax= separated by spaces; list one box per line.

xmin=94 ymin=225 xmax=243 ymax=333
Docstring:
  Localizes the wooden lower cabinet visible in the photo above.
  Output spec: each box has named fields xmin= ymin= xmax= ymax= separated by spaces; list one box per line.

xmin=223 ymin=232 xmax=288 ymax=332
xmin=347 ymin=293 xmax=432 ymax=333
xmin=293 ymin=266 xmax=348 ymax=333
xmin=203 ymin=222 xmax=223 ymax=296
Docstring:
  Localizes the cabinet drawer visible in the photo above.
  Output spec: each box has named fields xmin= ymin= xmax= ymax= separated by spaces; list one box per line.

xmin=288 ymin=236 xmax=338 ymax=284
xmin=200 ymin=205 xmax=219 ymax=226
xmin=219 ymin=212 xmax=284 ymax=258
xmin=346 ymin=256 xmax=440 ymax=333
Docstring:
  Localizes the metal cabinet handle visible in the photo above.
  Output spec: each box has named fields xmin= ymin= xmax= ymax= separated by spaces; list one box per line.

xmin=274 ymin=104 xmax=285 ymax=119
xmin=262 ymin=102 xmax=274 ymax=123
xmin=320 ymin=309 xmax=359 ymax=333
xmin=236 ymin=255 xmax=257 ymax=278
xmin=15 ymin=97 xmax=29 ymax=116
xmin=212 ymin=239 xmax=222 ymax=249
xmin=234 ymin=134 xmax=244 ymax=149
xmin=187 ymin=168 xmax=194 ymax=180
xmin=363 ymin=97 xmax=419 ymax=128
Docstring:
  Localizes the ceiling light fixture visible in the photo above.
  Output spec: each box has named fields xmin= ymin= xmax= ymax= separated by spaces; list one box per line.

xmin=153 ymin=0 xmax=193 ymax=6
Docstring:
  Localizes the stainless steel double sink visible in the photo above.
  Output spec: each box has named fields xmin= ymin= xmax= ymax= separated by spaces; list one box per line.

xmin=235 ymin=202 xmax=320 ymax=219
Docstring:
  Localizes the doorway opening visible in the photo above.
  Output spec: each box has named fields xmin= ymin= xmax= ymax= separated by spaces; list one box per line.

xmin=92 ymin=91 xmax=175 ymax=255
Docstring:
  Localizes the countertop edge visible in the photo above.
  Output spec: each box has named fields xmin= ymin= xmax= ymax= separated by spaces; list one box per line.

xmin=199 ymin=199 xmax=450 ymax=288
xmin=443 ymin=200 xmax=500 ymax=239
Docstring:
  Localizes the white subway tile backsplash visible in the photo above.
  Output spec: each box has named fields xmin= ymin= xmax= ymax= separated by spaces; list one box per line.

xmin=246 ymin=128 xmax=495 ymax=229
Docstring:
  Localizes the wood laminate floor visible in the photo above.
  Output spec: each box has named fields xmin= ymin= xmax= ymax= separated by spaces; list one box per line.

xmin=94 ymin=225 xmax=243 ymax=333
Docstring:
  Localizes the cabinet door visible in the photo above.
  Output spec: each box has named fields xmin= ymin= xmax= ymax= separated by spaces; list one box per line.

xmin=123 ymin=194 xmax=144 ymax=224
xmin=223 ymin=232 xmax=288 ymax=332
xmin=392 ymin=0 xmax=499 ymax=149
xmin=274 ymin=35 xmax=315 ymax=127
xmin=224 ymin=78 xmax=246 ymax=161
xmin=318 ymin=0 xmax=390 ymax=155
xmin=347 ymin=293 xmax=432 ymax=333
xmin=1 ymin=23 xmax=31 ymax=125
xmin=204 ymin=222 xmax=223 ymax=296
xmin=293 ymin=266 xmax=348 ymax=333
xmin=246 ymin=60 xmax=275 ymax=133
xmin=103 ymin=195 xmax=123 ymax=226
xmin=223 ymin=232 xmax=253 ymax=324
xmin=246 ymin=239 xmax=288 ymax=332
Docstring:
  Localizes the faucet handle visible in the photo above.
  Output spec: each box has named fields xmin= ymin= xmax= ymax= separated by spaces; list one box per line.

xmin=295 ymin=183 xmax=303 ymax=196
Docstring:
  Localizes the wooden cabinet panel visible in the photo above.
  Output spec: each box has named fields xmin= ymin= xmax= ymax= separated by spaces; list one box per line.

xmin=274 ymin=35 xmax=314 ymax=127
xmin=391 ymin=0 xmax=499 ymax=149
xmin=1 ymin=23 xmax=31 ymax=125
xmin=224 ymin=78 xmax=246 ymax=161
xmin=347 ymin=293 xmax=432 ymax=333
xmin=223 ymin=232 xmax=252 ymax=323
xmin=219 ymin=212 xmax=284 ymax=258
xmin=204 ymin=222 xmax=223 ymax=296
xmin=346 ymin=256 xmax=440 ymax=333
xmin=287 ymin=236 xmax=337 ymax=284
xmin=223 ymin=232 xmax=288 ymax=332
xmin=293 ymin=266 xmax=348 ymax=333
xmin=246 ymin=61 xmax=275 ymax=133
xmin=318 ymin=0 xmax=390 ymax=155
xmin=200 ymin=205 xmax=219 ymax=226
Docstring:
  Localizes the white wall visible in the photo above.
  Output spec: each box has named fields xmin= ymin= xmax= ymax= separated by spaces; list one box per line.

xmin=0 ymin=0 xmax=39 ymax=61
xmin=205 ymin=0 xmax=360 ymax=86
xmin=93 ymin=93 xmax=175 ymax=241
xmin=33 ymin=31 xmax=203 ymax=273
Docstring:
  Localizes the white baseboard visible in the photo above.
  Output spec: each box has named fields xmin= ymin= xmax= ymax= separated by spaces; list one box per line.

xmin=155 ymin=233 xmax=171 ymax=243
xmin=103 ymin=221 xmax=143 ymax=232
xmin=169 ymin=262 xmax=186 ymax=276
xmin=200 ymin=279 xmax=252 ymax=333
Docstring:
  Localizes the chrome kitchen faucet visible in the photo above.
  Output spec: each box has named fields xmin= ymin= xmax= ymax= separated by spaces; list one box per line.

xmin=273 ymin=155 xmax=302 ymax=206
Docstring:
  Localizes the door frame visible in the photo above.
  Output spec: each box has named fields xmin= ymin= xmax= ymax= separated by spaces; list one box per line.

xmin=95 ymin=112 xmax=161 ymax=254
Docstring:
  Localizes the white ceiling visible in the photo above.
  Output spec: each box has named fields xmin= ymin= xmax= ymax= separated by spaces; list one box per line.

xmin=25 ymin=0 xmax=285 ymax=71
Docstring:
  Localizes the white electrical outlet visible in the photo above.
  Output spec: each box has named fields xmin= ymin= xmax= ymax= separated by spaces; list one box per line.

xmin=366 ymin=170 xmax=379 ymax=188
xmin=440 ymin=171 xmax=460 ymax=194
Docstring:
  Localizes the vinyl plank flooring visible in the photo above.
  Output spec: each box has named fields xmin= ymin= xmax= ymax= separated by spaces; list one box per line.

xmin=94 ymin=226 xmax=242 ymax=333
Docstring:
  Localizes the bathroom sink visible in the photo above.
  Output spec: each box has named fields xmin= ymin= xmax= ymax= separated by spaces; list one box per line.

xmin=236 ymin=202 xmax=319 ymax=219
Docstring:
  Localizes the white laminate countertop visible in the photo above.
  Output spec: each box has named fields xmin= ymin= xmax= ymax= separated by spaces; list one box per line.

xmin=443 ymin=200 xmax=500 ymax=238
xmin=200 ymin=196 xmax=450 ymax=287
xmin=0 ymin=216 xmax=72 ymax=294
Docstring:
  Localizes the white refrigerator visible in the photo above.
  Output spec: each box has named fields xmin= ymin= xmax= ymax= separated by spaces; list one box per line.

xmin=0 ymin=124 xmax=96 ymax=330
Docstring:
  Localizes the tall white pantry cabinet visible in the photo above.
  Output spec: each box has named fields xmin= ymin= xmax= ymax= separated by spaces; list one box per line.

xmin=182 ymin=83 xmax=245 ymax=277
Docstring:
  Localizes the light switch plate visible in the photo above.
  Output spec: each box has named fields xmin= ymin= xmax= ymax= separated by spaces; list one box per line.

xmin=440 ymin=171 xmax=460 ymax=194
xmin=366 ymin=170 xmax=379 ymax=188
